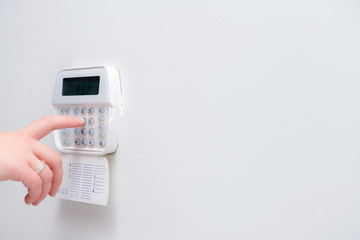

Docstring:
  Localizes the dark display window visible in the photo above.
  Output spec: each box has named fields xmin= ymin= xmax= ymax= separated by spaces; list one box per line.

xmin=62 ymin=76 xmax=100 ymax=96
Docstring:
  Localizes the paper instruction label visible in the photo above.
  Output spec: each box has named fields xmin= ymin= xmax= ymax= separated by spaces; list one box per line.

xmin=56 ymin=155 xmax=109 ymax=206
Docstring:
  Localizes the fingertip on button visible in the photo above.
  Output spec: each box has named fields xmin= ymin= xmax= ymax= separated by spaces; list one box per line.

xmin=76 ymin=117 xmax=86 ymax=126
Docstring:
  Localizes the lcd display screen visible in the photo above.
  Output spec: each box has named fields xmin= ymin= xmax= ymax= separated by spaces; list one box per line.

xmin=62 ymin=76 xmax=100 ymax=96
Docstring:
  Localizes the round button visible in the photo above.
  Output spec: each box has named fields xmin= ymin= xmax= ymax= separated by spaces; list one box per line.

xmin=89 ymin=139 xmax=95 ymax=146
xmin=65 ymin=108 xmax=70 ymax=114
xmin=99 ymin=124 xmax=105 ymax=130
xmin=89 ymin=118 xmax=94 ymax=125
xmin=75 ymin=138 xmax=81 ymax=145
xmin=99 ymin=107 xmax=105 ymax=113
xmin=63 ymin=139 xmax=71 ymax=145
xmin=81 ymin=139 xmax=88 ymax=146
xmin=60 ymin=108 xmax=66 ymax=114
xmin=74 ymin=108 xmax=80 ymax=115
xmin=89 ymin=128 xmax=94 ymax=135
xmin=83 ymin=118 xmax=87 ymax=125
xmin=99 ymin=115 xmax=105 ymax=122
xmin=100 ymin=140 xmax=106 ymax=146
xmin=61 ymin=129 xmax=70 ymax=135
xmin=99 ymin=132 xmax=105 ymax=138
xmin=74 ymin=128 xmax=80 ymax=135
xmin=81 ymin=108 xmax=87 ymax=114
xmin=81 ymin=128 xmax=87 ymax=135
xmin=88 ymin=108 xmax=94 ymax=115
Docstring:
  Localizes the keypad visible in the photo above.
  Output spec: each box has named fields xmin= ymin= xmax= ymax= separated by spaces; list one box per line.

xmin=57 ymin=105 xmax=108 ymax=150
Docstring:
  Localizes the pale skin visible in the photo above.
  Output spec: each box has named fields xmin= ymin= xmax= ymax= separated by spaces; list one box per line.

xmin=0 ymin=116 xmax=84 ymax=206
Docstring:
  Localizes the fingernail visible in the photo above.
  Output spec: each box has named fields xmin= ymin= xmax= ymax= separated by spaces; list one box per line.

xmin=25 ymin=195 xmax=31 ymax=205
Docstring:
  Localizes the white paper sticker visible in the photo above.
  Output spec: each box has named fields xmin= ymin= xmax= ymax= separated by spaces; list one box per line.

xmin=56 ymin=154 xmax=109 ymax=206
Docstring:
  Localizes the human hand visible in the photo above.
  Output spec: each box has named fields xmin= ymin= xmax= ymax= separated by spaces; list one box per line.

xmin=0 ymin=116 xmax=84 ymax=206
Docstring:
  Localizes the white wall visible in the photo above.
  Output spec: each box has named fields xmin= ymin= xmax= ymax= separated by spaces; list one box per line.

xmin=0 ymin=0 xmax=360 ymax=239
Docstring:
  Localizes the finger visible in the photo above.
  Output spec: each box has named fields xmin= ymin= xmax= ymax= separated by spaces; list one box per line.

xmin=21 ymin=116 xmax=84 ymax=140
xmin=28 ymin=155 xmax=53 ymax=206
xmin=15 ymin=165 xmax=42 ymax=205
xmin=32 ymin=140 xmax=63 ymax=197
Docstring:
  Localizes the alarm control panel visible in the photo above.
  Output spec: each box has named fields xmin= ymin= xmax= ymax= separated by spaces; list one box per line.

xmin=52 ymin=66 xmax=123 ymax=155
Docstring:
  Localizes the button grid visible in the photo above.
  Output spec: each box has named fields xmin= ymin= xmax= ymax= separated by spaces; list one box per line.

xmin=57 ymin=105 xmax=108 ymax=151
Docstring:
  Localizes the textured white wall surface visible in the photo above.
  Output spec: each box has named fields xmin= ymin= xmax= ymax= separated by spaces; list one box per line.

xmin=0 ymin=0 xmax=360 ymax=239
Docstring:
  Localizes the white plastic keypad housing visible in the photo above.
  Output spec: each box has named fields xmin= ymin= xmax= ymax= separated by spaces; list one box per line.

xmin=53 ymin=66 xmax=123 ymax=155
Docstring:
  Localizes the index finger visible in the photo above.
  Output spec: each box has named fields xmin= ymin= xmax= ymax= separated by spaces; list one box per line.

xmin=21 ymin=115 xmax=84 ymax=140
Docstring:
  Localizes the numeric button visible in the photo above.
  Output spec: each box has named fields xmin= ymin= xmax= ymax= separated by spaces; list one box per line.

xmin=81 ymin=108 xmax=87 ymax=114
xmin=74 ymin=108 xmax=80 ymax=115
xmin=74 ymin=128 xmax=80 ymax=135
xmin=75 ymin=138 xmax=81 ymax=145
xmin=99 ymin=107 xmax=105 ymax=113
xmin=99 ymin=115 xmax=105 ymax=122
xmin=99 ymin=124 xmax=105 ymax=130
xmin=61 ymin=129 xmax=70 ymax=135
xmin=89 ymin=118 xmax=94 ymax=125
xmin=89 ymin=139 xmax=95 ymax=146
xmin=81 ymin=139 xmax=88 ymax=146
xmin=88 ymin=108 xmax=94 ymax=115
xmin=81 ymin=128 xmax=87 ymax=135
xmin=100 ymin=140 xmax=106 ymax=146
xmin=99 ymin=132 xmax=105 ymax=138
xmin=63 ymin=139 xmax=71 ymax=145
xmin=89 ymin=128 xmax=94 ymax=135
